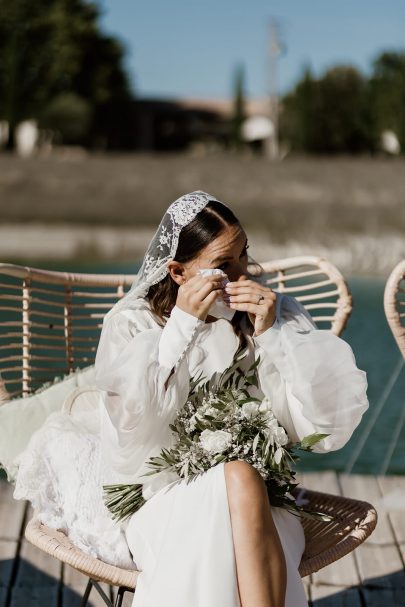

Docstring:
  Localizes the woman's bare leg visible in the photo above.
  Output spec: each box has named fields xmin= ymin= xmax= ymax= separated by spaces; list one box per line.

xmin=224 ymin=461 xmax=287 ymax=607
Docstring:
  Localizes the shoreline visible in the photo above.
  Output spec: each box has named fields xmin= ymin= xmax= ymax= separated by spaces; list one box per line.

xmin=2 ymin=222 xmax=403 ymax=278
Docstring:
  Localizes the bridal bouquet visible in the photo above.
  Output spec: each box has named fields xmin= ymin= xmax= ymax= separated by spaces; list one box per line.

xmin=104 ymin=346 xmax=329 ymax=523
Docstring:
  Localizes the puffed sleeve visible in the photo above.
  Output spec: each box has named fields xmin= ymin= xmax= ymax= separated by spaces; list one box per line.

xmin=94 ymin=303 xmax=204 ymax=483
xmin=254 ymin=293 xmax=369 ymax=453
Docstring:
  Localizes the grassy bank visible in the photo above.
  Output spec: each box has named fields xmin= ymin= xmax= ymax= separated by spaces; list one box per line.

xmin=1 ymin=152 xmax=404 ymax=234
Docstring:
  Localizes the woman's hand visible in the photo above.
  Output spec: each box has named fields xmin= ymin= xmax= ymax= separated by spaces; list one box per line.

xmin=225 ymin=275 xmax=277 ymax=336
xmin=176 ymin=274 xmax=224 ymax=321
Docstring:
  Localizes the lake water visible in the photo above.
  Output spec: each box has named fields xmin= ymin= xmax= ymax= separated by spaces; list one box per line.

xmin=300 ymin=276 xmax=404 ymax=475
xmin=3 ymin=259 xmax=405 ymax=475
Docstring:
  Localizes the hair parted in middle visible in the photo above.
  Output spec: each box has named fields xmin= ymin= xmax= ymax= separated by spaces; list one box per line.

xmin=145 ymin=199 xmax=261 ymax=341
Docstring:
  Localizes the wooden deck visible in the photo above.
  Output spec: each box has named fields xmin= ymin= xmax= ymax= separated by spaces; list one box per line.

xmin=298 ymin=472 xmax=405 ymax=606
xmin=1 ymin=471 xmax=404 ymax=607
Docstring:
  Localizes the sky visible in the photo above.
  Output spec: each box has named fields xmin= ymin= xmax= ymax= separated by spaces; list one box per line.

xmin=98 ymin=0 xmax=405 ymax=100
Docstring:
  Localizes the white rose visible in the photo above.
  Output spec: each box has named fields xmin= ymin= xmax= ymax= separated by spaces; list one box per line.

xmin=273 ymin=426 xmax=289 ymax=446
xmin=262 ymin=411 xmax=275 ymax=424
xmin=266 ymin=418 xmax=279 ymax=434
xmin=259 ymin=398 xmax=273 ymax=413
xmin=241 ymin=402 xmax=261 ymax=419
xmin=265 ymin=420 xmax=288 ymax=446
xmin=200 ymin=429 xmax=233 ymax=454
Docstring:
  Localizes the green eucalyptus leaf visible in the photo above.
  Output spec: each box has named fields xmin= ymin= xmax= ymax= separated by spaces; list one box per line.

xmin=300 ymin=433 xmax=330 ymax=450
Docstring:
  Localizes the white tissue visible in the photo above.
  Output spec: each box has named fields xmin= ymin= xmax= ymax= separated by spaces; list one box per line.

xmin=197 ymin=268 xmax=235 ymax=321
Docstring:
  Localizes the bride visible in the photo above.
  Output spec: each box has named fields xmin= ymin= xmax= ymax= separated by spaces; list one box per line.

xmin=92 ymin=191 xmax=369 ymax=607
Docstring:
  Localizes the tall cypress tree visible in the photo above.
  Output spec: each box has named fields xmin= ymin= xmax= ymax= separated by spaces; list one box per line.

xmin=231 ymin=64 xmax=246 ymax=149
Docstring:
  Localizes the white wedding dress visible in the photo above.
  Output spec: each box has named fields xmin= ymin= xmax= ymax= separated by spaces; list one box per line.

xmin=90 ymin=292 xmax=368 ymax=607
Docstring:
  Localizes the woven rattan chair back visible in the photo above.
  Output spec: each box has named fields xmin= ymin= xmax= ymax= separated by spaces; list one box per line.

xmin=0 ymin=256 xmax=351 ymax=401
xmin=384 ymin=259 xmax=405 ymax=360
xmin=0 ymin=263 xmax=134 ymax=400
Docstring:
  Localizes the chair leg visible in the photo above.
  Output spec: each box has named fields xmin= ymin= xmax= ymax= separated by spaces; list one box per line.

xmin=79 ymin=578 xmax=134 ymax=607
xmin=92 ymin=580 xmax=114 ymax=606
xmin=114 ymin=586 xmax=135 ymax=607
xmin=80 ymin=579 xmax=94 ymax=607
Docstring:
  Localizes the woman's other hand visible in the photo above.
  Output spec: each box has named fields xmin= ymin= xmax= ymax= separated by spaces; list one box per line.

xmin=225 ymin=275 xmax=277 ymax=336
xmin=176 ymin=274 xmax=224 ymax=321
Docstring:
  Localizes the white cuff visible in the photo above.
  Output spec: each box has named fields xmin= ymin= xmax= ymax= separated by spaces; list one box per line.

xmin=158 ymin=306 xmax=204 ymax=369
xmin=253 ymin=317 xmax=281 ymax=355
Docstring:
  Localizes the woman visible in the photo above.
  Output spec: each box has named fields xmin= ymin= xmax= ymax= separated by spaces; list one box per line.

xmin=94 ymin=191 xmax=369 ymax=607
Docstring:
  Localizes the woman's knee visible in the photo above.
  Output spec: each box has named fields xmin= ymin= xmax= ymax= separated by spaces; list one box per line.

xmin=224 ymin=460 xmax=268 ymax=509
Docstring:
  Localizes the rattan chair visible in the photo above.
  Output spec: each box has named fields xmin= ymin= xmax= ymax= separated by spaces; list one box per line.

xmin=0 ymin=258 xmax=377 ymax=606
xmin=384 ymin=259 xmax=405 ymax=360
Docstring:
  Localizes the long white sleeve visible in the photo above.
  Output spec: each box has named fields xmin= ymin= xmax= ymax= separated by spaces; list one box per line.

xmin=158 ymin=305 xmax=205 ymax=369
xmin=94 ymin=303 xmax=204 ymax=484
xmin=255 ymin=294 xmax=369 ymax=453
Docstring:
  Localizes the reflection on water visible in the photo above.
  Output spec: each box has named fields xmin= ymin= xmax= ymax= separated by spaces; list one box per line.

xmin=301 ymin=276 xmax=404 ymax=475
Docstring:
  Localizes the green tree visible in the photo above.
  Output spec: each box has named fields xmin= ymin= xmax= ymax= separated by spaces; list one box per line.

xmin=281 ymin=65 xmax=373 ymax=154
xmin=231 ymin=64 xmax=246 ymax=149
xmin=41 ymin=92 xmax=92 ymax=143
xmin=0 ymin=0 xmax=132 ymax=148
xmin=369 ymin=52 xmax=405 ymax=150
xmin=316 ymin=66 xmax=373 ymax=153
xmin=281 ymin=65 xmax=320 ymax=152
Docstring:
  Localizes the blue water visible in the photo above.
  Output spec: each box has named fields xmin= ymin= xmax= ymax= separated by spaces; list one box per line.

xmin=299 ymin=276 xmax=404 ymax=475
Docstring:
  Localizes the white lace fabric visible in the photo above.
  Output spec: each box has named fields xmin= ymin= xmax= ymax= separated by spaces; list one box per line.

xmin=13 ymin=412 xmax=135 ymax=569
xmin=105 ymin=191 xmax=222 ymax=320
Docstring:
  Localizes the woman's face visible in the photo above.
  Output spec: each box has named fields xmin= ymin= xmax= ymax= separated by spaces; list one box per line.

xmin=181 ymin=224 xmax=249 ymax=282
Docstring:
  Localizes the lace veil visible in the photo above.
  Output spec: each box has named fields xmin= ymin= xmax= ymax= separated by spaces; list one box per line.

xmin=105 ymin=190 xmax=224 ymax=320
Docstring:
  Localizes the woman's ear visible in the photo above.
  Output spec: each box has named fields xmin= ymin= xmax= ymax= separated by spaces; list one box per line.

xmin=166 ymin=261 xmax=186 ymax=286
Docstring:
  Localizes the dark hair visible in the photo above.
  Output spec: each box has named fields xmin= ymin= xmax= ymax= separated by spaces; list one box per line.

xmin=146 ymin=200 xmax=251 ymax=339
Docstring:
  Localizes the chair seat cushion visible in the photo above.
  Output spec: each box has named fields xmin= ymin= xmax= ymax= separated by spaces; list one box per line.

xmin=62 ymin=385 xmax=101 ymax=434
